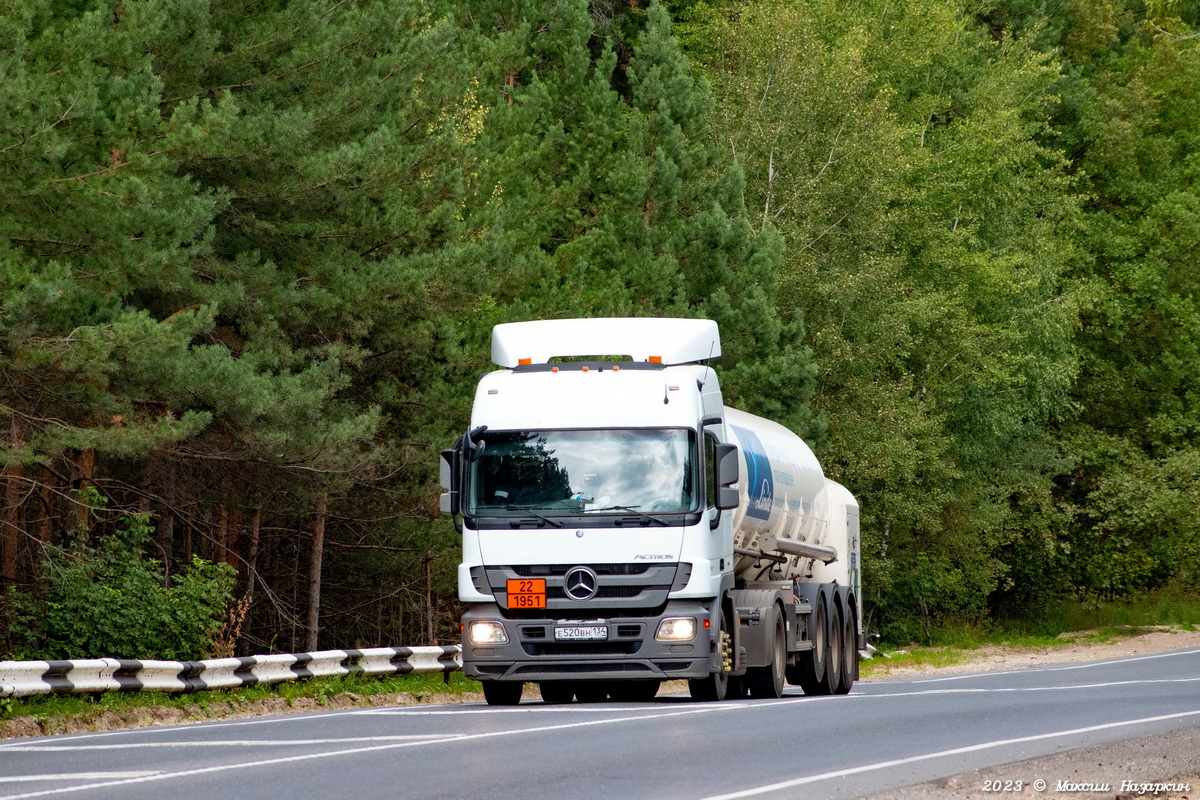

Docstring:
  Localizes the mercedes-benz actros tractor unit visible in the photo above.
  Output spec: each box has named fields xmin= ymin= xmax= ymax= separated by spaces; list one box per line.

xmin=440 ymin=318 xmax=861 ymax=705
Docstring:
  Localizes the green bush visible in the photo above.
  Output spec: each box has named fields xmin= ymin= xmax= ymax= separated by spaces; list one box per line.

xmin=7 ymin=515 xmax=236 ymax=661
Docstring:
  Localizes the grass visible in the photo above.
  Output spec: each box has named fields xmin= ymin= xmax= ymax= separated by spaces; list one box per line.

xmin=861 ymin=591 xmax=1200 ymax=678
xmin=0 ymin=671 xmax=482 ymax=728
xmin=858 ymin=646 xmax=974 ymax=676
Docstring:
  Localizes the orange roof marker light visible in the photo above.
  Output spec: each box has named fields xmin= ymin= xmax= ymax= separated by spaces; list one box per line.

xmin=518 ymin=358 xmax=532 ymax=366
xmin=648 ymin=356 xmax=663 ymax=364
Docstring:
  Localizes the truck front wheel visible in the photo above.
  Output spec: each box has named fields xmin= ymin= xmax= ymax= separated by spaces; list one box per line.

xmin=482 ymin=681 xmax=523 ymax=706
xmin=689 ymin=615 xmax=732 ymax=701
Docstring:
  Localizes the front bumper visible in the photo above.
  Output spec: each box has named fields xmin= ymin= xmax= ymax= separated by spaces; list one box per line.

xmin=461 ymin=601 xmax=713 ymax=683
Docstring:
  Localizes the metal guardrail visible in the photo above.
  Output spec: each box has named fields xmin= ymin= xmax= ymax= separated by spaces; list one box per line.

xmin=0 ymin=646 xmax=463 ymax=698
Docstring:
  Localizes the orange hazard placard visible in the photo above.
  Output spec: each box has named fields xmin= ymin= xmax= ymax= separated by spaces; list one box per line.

xmin=506 ymin=578 xmax=546 ymax=609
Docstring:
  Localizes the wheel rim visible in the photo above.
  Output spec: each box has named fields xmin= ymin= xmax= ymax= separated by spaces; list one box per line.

xmin=771 ymin=618 xmax=785 ymax=696
xmin=813 ymin=601 xmax=827 ymax=681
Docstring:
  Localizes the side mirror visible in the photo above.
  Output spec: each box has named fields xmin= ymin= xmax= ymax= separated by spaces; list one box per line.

xmin=439 ymin=448 xmax=460 ymax=516
xmin=716 ymin=486 xmax=740 ymax=511
xmin=713 ymin=443 xmax=740 ymax=511
xmin=714 ymin=442 xmax=739 ymax=484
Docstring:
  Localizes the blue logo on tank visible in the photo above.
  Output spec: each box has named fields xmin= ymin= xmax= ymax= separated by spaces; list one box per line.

xmin=731 ymin=425 xmax=773 ymax=520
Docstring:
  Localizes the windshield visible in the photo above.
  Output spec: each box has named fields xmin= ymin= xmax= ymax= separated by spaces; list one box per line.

xmin=467 ymin=429 xmax=698 ymax=516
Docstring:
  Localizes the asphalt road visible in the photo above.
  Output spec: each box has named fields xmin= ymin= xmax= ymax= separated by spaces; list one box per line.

xmin=1 ymin=647 xmax=1198 ymax=800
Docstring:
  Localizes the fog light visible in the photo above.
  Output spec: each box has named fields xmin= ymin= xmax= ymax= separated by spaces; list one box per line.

xmin=468 ymin=621 xmax=509 ymax=645
xmin=656 ymin=617 xmax=697 ymax=641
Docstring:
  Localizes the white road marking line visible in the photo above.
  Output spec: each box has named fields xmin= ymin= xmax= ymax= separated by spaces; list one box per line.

xmin=913 ymin=647 xmax=1200 ymax=683
xmin=358 ymin=703 xmax=771 ymax=716
xmin=850 ymin=675 xmax=1200 ymax=698
xmin=2 ymin=735 xmax=457 ymax=751
xmin=696 ymin=708 xmax=1200 ymax=800
xmin=0 ymin=706 xmax=416 ymax=749
xmin=0 ymin=774 xmax=161 ymax=784
xmin=0 ymin=704 xmax=746 ymax=799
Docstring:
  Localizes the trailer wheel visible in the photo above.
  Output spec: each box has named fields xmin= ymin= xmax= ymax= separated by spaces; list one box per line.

xmin=792 ymin=596 xmax=829 ymax=695
xmin=689 ymin=614 xmax=731 ymax=702
xmin=835 ymin=607 xmax=857 ymax=695
xmin=482 ymin=681 xmax=523 ymax=706
xmin=746 ymin=614 xmax=786 ymax=699
xmin=574 ymin=683 xmax=610 ymax=703
xmin=539 ymin=681 xmax=575 ymax=704
xmin=825 ymin=603 xmax=844 ymax=695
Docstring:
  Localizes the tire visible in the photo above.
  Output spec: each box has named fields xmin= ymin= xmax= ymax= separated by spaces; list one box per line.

xmin=746 ymin=613 xmax=786 ymax=699
xmin=539 ymin=681 xmax=575 ymax=704
xmin=836 ymin=607 xmax=857 ymax=695
xmin=607 ymin=680 xmax=661 ymax=702
xmin=792 ymin=596 xmax=829 ymax=695
xmin=482 ymin=681 xmax=523 ymax=706
xmin=825 ymin=603 xmax=843 ymax=695
xmin=574 ymin=682 xmax=610 ymax=703
xmin=689 ymin=613 xmax=731 ymax=702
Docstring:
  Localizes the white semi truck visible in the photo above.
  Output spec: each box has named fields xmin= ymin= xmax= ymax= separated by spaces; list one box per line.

xmin=440 ymin=318 xmax=862 ymax=705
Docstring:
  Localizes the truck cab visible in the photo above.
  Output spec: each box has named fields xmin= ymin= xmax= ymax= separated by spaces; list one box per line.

xmin=441 ymin=318 xmax=860 ymax=705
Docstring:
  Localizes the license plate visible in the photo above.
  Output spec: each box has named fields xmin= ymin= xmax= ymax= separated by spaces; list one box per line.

xmin=507 ymin=579 xmax=546 ymax=609
xmin=554 ymin=626 xmax=608 ymax=641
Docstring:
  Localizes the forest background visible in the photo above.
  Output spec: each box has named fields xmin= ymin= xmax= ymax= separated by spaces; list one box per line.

xmin=1 ymin=0 xmax=1197 ymax=660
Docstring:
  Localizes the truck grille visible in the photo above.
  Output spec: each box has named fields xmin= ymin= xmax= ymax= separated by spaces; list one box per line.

xmin=487 ymin=563 xmax=685 ymax=612
xmin=510 ymin=564 xmax=651 ymax=576
xmin=546 ymin=585 xmax=641 ymax=600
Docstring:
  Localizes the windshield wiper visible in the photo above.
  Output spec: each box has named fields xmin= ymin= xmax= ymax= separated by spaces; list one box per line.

xmin=504 ymin=506 xmax=565 ymax=528
xmin=581 ymin=505 xmax=670 ymax=527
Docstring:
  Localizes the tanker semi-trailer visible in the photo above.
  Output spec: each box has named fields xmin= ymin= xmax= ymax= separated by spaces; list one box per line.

xmin=439 ymin=318 xmax=862 ymax=705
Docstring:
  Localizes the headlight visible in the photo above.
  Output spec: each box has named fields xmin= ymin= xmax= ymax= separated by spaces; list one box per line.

xmin=655 ymin=617 xmax=697 ymax=641
xmin=468 ymin=621 xmax=509 ymax=645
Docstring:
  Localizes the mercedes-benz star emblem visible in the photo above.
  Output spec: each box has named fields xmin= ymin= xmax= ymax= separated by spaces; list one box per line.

xmin=563 ymin=567 xmax=598 ymax=601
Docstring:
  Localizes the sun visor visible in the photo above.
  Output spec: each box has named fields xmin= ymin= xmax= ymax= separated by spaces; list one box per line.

xmin=491 ymin=318 xmax=720 ymax=367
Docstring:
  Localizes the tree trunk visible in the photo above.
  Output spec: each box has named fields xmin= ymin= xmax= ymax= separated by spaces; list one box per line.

xmin=182 ymin=513 xmax=192 ymax=566
xmin=216 ymin=505 xmax=229 ymax=565
xmin=228 ymin=508 xmax=242 ymax=568
xmin=37 ymin=466 xmax=54 ymax=544
xmin=306 ymin=495 xmax=328 ymax=652
xmin=2 ymin=417 xmax=23 ymax=585
xmin=74 ymin=448 xmax=95 ymax=532
xmin=425 ymin=550 xmax=435 ymax=645
xmin=157 ymin=511 xmax=174 ymax=586
xmin=239 ymin=507 xmax=262 ymax=656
